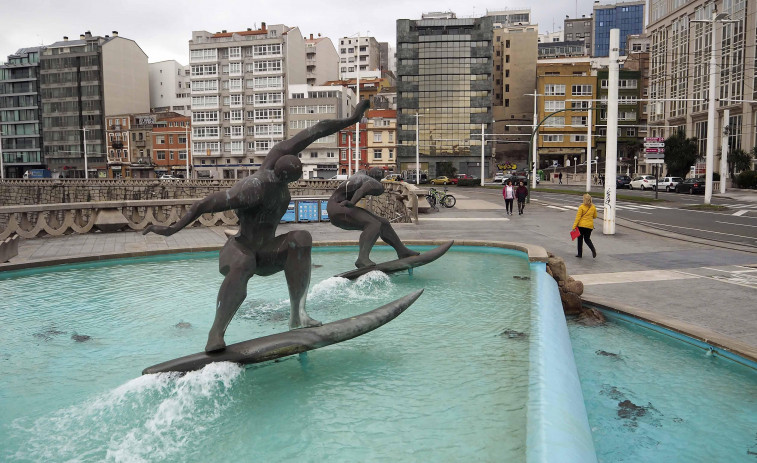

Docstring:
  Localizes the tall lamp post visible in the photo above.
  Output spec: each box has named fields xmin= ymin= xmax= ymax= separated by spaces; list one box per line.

xmin=692 ymin=10 xmax=736 ymax=204
xmin=82 ymin=127 xmax=89 ymax=180
xmin=634 ymin=155 xmax=637 ymax=176
xmin=574 ymin=156 xmax=577 ymax=177
xmin=185 ymin=122 xmax=191 ymax=180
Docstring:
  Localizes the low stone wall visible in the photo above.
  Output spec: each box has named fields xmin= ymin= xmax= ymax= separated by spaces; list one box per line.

xmin=0 ymin=178 xmax=344 ymax=206
xmin=0 ymin=179 xmax=417 ymax=239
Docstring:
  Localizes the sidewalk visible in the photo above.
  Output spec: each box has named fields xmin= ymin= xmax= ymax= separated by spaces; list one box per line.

xmin=2 ymin=189 xmax=756 ymax=361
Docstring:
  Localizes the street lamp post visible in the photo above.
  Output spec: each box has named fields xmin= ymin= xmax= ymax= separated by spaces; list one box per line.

xmin=415 ymin=113 xmax=421 ymax=184
xmin=481 ymin=123 xmax=485 ymax=186
xmin=574 ymin=156 xmax=577 ymax=177
xmin=185 ymin=122 xmax=191 ymax=180
xmin=634 ymin=155 xmax=637 ymax=176
xmin=82 ymin=127 xmax=89 ymax=180
xmin=692 ymin=10 xmax=735 ymax=204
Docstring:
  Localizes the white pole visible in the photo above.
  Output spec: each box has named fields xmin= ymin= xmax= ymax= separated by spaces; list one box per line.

xmin=531 ymin=89 xmax=538 ymax=189
xmin=704 ymin=11 xmax=719 ymax=205
xmin=185 ymin=123 xmax=190 ymax=179
xmin=347 ymin=132 xmax=352 ymax=176
xmin=603 ymin=29 xmax=619 ymax=235
xmin=353 ymin=33 xmax=360 ymax=177
xmin=481 ymin=123 xmax=485 ymax=186
xmin=720 ymin=108 xmax=729 ymax=194
xmin=415 ymin=113 xmax=420 ymax=184
xmin=586 ymin=107 xmax=592 ymax=192
xmin=83 ymin=127 xmax=89 ymax=180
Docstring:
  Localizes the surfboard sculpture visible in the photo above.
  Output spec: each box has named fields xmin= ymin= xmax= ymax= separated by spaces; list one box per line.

xmin=335 ymin=241 xmax=454 ymax=280
xmin=143 ymin=289 xmax=423 ymax=375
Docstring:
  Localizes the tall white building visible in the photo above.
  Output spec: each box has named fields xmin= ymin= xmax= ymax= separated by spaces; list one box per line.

xmin=188 ymin=24 xmax=306 ymax=179
xmin=149 ymin=60 xmax=191 ymax=116
xmin=287 ymin=83 xmax=353 ymax=179
xmin=648 ymin=0 xmax=756 ymax=172
xmin=338 ymin=36 xmax=381 ymax=79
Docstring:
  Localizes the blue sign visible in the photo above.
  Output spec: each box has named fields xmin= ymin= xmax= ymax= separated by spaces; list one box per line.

xmin=280 ymin=201 xmax=296 ymax=223
xmin=320 ymin=200 xmax=329 ymax=221
xmin=297 ymin=200 xmax=319 ymax=222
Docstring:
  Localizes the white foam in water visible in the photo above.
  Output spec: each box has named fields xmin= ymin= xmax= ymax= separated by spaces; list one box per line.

xmin=11 ymin=362 xmax=243 ymax=463
xmin=309 ymin=272 xmax=393 ymax=303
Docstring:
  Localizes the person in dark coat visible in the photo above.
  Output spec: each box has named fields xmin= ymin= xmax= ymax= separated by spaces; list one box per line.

xmin=515 ymin=181 xmax=528 ymax=215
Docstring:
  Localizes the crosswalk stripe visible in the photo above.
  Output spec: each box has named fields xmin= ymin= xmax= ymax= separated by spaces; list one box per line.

xmin=733 ymin=210 xmax=749 ymax=216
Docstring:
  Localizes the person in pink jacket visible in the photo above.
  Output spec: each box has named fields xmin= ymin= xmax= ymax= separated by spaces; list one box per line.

xmin=502 ymin=180 xmax=515 ymax=216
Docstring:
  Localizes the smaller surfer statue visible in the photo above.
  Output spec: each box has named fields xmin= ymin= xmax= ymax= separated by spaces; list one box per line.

xmin=144 ymin=100 xmax=370 ymax=352
xmin=327 ymin=167 xmax=420 ymax=268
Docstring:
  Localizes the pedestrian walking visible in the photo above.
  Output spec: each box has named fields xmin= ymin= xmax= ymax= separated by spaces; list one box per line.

xmin=515 ymin=181 xmax=528 ymax=215
xmin=571 ymin=193 xmax=598 ymax=259
xmin=559 ymin=172 xmax=563 ymax=184
xmin=502 ymin=180 xmax=515 ymax=216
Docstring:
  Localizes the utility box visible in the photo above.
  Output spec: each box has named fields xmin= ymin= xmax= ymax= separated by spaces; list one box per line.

xmin=320 ymin=200 xmax=330 ymax=222
xmin=297 ymin=200 xmax=319 ymax=222
xmin=280 ymin=201 xmax=297 ymax=223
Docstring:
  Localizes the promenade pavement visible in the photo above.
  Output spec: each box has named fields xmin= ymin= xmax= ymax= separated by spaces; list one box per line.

xmin=2 ymin=187 xmax=756 ymax=361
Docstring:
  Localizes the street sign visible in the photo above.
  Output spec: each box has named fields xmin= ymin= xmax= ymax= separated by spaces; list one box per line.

xmin=644 ymin=137 xmax=664 ymax=143
xmin=646 ymin=159 xmax=664 ymax=164
xmin=644 ymin=148 xmax=665 ymax=154
xmin=644 ymin=142 xmax=665 ymax=148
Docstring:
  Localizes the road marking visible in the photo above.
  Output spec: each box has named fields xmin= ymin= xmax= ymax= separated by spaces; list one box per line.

xmin=636 ymin=220 xmax=757 ymax=241
xmin=674 ymin=270 xmax=757 ymax=289
xmin=732 ymin=210 xmax=749 ymax=216
xmin=715 ymin=220 xmax=757 ymax=228
xmin=418 ymin=217 xmax=510 ymax=222
xmin=547 ymin=205 xmax=570 ymax=211
xmin=572 ymin=270 xmax=699 ymax=285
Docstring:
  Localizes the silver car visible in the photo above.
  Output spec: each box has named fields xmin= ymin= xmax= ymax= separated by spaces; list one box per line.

xmin=629 ymin=175 xmax=656 ymax=190
xmin=657 ymin=176 xmax=683 ymax=192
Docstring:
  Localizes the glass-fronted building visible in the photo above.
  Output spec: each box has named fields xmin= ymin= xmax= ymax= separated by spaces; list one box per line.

xmin=0 ymin=47 xmax=44 ymax=178
xmin=396 ymin=15 xmax=493 ymax=179
xmin=593 ymin=1 xmax=645 ymax=57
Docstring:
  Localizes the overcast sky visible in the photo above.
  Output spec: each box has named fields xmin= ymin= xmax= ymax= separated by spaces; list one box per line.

xmin=1 ymin=0 xmax=602 ymax=64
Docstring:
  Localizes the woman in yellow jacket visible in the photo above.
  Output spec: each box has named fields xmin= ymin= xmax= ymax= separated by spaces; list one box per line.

xmin=572 ymin=193 xmax=598 ymax=258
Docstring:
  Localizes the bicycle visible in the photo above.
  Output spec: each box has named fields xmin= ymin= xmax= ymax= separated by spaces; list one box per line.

xmin=425 ymin=187 xmax=456 ymax=209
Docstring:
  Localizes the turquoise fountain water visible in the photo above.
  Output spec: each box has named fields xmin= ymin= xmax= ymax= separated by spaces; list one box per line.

xmin=0 ymin=247 xmax=537 ymax=462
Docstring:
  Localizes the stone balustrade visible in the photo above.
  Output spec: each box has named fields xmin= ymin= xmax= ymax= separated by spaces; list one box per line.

xmin=0 ymin=179 xmax=418 ymax=239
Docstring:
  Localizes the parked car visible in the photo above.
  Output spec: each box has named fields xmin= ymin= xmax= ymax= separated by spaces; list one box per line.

xmin=456 ymin=173 xmax=476 ymax=180
xmin=616 ymin=175 xmax=632 ymax=189
xmin=675 ymin=177 xmax=705 ymax=194
xmin=159 ymin=174 xmax=179 ymax=180
xmin=629 ymin=175 xmax=656 ymax=190
xmin=493 ymin=172 xmax=506 ymax=183
xmin=657 ymin=176 xmax=684 ymax=192
xmin=384 ymin=174 xmax=403 ymax=182
xmin=430 ymin=176 xmax=453 ymax=185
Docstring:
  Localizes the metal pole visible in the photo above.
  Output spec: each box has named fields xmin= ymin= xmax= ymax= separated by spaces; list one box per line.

xmin=185 ymin=123 xmax=190 ymax=179
xmin=603 ymin=29 xmax=619 ymax=235
xmin=348 ymin=132 xmax=352 ymax=176
xmin=353 ymin=33 xmax=360 ymax=178
xmin=704 ymin=11 xmax=719 ymax=205
xmin=481 ymin=123 xmax=485 ymax=186
xmin=720 ymin=109 xmax=729 ymax=194
xmin=531 ymin=89 xmax=538 ymax=189
xmin=586 ymin=107 xmax=592 ymax=192
xmin=83 ymin=127 xmax=89 ymax=180
xmin=415 ymin=113 xmax=420 ymax=184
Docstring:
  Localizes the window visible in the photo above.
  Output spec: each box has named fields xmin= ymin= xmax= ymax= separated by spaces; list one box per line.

xmin=373 ymin=132 xmax=382 ymax=142
xmin=544 ymin=84 xmax=566 ymax=96
xmin=571 ymin=134 xmax=588 ymax=143
xmin=544 ymin=100 xmax=565 ymax=112
xmin=228 ymin=46 xmax=241 ymax=59
xmin=373 ymin=149 xmax=382 ymax=160
xmin=169 ymin=135 xmax=174 ymax=144
xmin=626 ymin=128 xmax=637 ymax=137
xmin=388 ymin=149 xmax=394 ymax=159
xmin=155 ymin=135 xmax=165 ymax=145
xmin=571 ymin=116 xmax=587 ymax=126
xmin=310 ymin=152 xmax=318 ymax=158
xmin=192 ymin=111 xmax=219 ymax=123
xmin=571 ymin=84 xmax=592 ymax=96
xmin=542 ymin=134 xmax=563 ymax=142
xmin=543 ymin=116 xmax=565 ymax=127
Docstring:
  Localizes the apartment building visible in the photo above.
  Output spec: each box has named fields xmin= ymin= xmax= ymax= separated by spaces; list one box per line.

xmin=366 ymin=109 xmax=397 ymax=171
xmin=338 ymin=123 xmax=367 ymax=175
xmin=287 ymin=83 xmax=351 ymax=179
xmin=487 ymin=9 xmax=531 ymax=27
xmin=338 ymin=36 xmax=380 ymax=79
xmin=323 ymin=76 xmax=388 ymax=106
xmin=40 ymin=31 xmax=149 ymax=178
xmin=592 ymin=1 xmax=645 ymax=57
xmin=149 ymin=60 xmax=191 ymax=116
xmin=0 ymin=47 xmax=44 ymax=178
xmin=648 ymin=0 xmax=756 ymax=173
xmin=564 ymin=15 xmax=593 ymax=55
xmin=535 ymin=61 xmax=596 ymax=170
xmin=492 ymin=24 xmax=538 ymax=167
xmin=396 ymin=14 xmax=494 ymax=178
xmin=188 ymin=24 xmax=306 ymax=179
xmin=304 ymin=34 xmax=339 ymax=86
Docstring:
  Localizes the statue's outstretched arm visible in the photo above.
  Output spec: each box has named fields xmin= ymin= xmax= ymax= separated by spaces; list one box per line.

xmin=262 ymin=100 xmax=370 ymax=169
xmin=143 ymin=189 xmax=249 ymax=236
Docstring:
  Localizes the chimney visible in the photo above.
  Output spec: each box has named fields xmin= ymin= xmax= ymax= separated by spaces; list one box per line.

xmin=222 ymin=30 xmax=227 ymax=33
xmin=261 ymin=22 xmax=266 ymax=30
xmin=80 ymin=34 xmax=86 ymax=40
xmin=85 ymin=31 xmax=92 ymax=38
xmin=112 ymin=30 xmax=118 ymax=37
xmin=318 ymin=33 xmax=321 ymax=37
xmin=63 ymin=36 xmax=69 ymax=41
xmin=310 ymin=33 xmax=314 ymax=40
xmin=247 ymin=28 xmax=252 ymax=31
